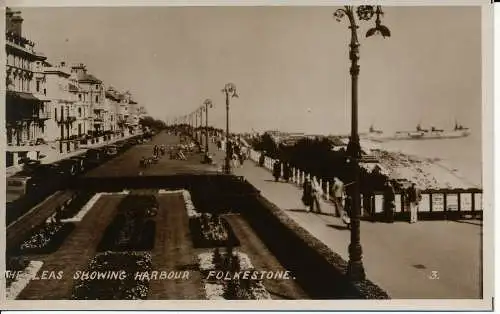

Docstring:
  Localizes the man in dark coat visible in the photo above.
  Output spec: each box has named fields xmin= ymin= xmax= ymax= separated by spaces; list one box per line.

xmin=302 ymin=177 xmax=314 ymax=212
xmin=272 ymin=160 xmax=281 ymax=182
xmin=283 ymin=163 xmax=291 ymax=182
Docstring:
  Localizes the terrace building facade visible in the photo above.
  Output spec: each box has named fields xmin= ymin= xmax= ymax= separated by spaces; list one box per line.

xmin=5 ymin=8 xmax=50 ymax=167
xmin=44 ymin=61 xmax=80 ymax=153
xmin=70 ymin=63 xmax=105 ymax=137
xmin=104 ymin=86 xmax=122 ymax=135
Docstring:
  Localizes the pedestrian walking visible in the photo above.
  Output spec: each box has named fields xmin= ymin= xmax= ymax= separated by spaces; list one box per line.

xmin=383 ymin=181 xmax=395 ymax=223
xmin=272 ymin=160 xmax=281 ymax=182
xmin=283 ymin=163 xmax=291 ymax=182
xmin=408 ymin=183 xmax=421 ymax=223
xmin=332 ymin=177 xmax=345 ymax=217
xmin=259 ymin=152 xmax=265 ymax=167
xmin=332 ymin=177 xmax=350 ymax=225
xmin=311 ymin=177 xmax=322 ymax=213
xmin=302 ymin=177 xmax=314 ymax=212
xmin=238 ymin=151 xmax=245 ymax=165
xmin=362 ymin=184 xmax=375 ymax=220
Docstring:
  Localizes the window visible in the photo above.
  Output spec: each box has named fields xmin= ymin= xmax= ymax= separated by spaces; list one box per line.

xmin=78 ymin=107 xmax=82 ymax=117
xmin=44 ymin=88 xmax=46 ymax=96
xmin=36 ymin=80 xmax=40 ymax=92
xmin=78 ymin=94 xmax=82 ymax=101
xmin=95 ymin=96 xmax=99 ymax=103
xmin=55 ymin=108 xmax=57 ymax=120
xmin=95 ymin=84 xmax=99 ymax=90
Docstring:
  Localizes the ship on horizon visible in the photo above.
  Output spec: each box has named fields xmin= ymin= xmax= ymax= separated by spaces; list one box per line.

xmin=364 ymin=122 xmax=471 ymax=141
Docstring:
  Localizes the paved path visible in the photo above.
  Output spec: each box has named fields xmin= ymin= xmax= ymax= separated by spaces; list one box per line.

xmin=208 ymin=140 xmax=482 ymax=299
xmin=148 ymin=193 xmax=204 ymax=300
xmin=224 ymin=214 xmax=308 ymax=299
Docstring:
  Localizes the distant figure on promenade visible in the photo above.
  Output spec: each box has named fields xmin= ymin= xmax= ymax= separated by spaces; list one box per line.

xmin=408 ymin=183 xmax=421 ymax=223
xmin=311 ymin=177 xmax=323 ymax=213
xmin=302 ymin=177 xmax=314 ymax=212
xmin=273 ymin=160 xmax=281 ymax=182
xmin=227 ymin=141 xmax=234 ymax=160
xmin=362 ymin=183 xmax=375 ymax=220
xmin=259 ymin=152 xmax=265 ymax=167
xmin=332 ymin=177 xmax=345 ymax=217
xmin=238 ymin=148 xmax=246 ymax=165
xmin=332 ymin=177 xmax=350 ymax=225
xmin=283 ymin=163 xmax=291 ymax=182
xmin=383 ymin=181 xmax=395 ymax=223
xmin=232 ymin=153 xmax=240 ymax=168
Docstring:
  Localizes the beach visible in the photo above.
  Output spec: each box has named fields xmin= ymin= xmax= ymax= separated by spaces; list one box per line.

xmin=362 ymin=133 xmax=482 ymax=189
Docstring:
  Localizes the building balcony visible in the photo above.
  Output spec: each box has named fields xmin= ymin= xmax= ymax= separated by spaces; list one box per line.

xmin=57 ymin=115 xmax=77 ymax=124
xmin=34 ymin=111 xmax=51 ymax=120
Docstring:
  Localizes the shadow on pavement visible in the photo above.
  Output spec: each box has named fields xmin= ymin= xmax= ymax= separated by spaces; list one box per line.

xmin=327 ymin=224 xmax=350 ymax=231
xmin=451 ymin=220 xmax=482 ymax=227
xmin=287 ymin=208 xmax=309 ymax=213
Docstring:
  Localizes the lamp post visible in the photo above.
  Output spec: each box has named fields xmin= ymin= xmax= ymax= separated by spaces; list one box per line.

xmin=203 ymin=99 xmax=213 ymax=153
xmin=198 ymin=107 xmax=203 ymax=144
xmin=334 ymin=5 xmax=390 ymax=282
xmin=192 ymin=112 xmax=195 ymax=138
xmin=221 ymin=83 xmax=238 ymax=174
xmin=195 ymin=109 xmax=199 ymax=142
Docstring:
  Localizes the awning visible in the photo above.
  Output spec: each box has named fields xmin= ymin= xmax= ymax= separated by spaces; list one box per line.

xmin=7 ymin=91 xmax=42 ymax=102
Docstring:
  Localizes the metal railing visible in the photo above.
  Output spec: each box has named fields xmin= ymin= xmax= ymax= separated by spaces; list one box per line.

xmin=248 ymin=148 xmax=483 ymax=214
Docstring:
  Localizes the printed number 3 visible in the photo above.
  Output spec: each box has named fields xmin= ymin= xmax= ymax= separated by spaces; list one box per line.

xmin=429 ymin=271 xmax=439 ymax=280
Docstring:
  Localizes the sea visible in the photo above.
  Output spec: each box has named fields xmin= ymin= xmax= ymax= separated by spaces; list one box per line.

xmin=372 ymin=133 xmax=483 ymax=188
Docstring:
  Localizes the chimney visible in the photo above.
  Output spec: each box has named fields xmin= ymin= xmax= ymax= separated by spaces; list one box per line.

xmin=70 ymin=63 xmax=87 ymax=76
xmin=6 ymin=9 xmax=23 ymax=37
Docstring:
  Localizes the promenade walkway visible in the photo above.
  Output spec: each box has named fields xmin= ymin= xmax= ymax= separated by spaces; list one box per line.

xmin=208 ymin=140 xmax=482 ymax=299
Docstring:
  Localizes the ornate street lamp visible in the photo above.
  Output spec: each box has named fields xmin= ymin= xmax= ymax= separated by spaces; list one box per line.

xmin=333 ymin=5 xmax=390 ymax=282
xmin=203 ymin=98 xmax=213 ymax=154
xmin=221 ymin=83 xmax=238 ymax=174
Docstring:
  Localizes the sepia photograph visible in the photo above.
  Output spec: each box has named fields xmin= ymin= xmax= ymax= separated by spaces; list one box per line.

xmin=1 ymin=0 xmax=494 ymax=311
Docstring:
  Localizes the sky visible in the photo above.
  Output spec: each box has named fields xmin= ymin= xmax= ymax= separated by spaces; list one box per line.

xmin=18 ymin=6 xmax=482 ymax=135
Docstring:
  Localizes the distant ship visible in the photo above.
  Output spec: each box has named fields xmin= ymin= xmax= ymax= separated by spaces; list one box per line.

xmin=365 ymin=122 xmax=471 ymax=141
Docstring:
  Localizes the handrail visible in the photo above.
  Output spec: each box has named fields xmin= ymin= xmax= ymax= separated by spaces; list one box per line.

xmin=248 ymin=148 xmax=483 ymax=213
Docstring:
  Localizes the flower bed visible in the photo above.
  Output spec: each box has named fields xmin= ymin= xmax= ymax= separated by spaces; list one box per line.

xmin=198 ymin=248 xmax=271 ymax=300
xmin=189 ymin=214 xmax=240 ymax=248
xmin=72 ymin=251 xmax=152 ymax=300
xmin=5 ymin=260 xmax=44 ymax=300
xmin=96 ymin=195 xmax=157 ymax=252
xmin=18 ymin=222 xmax=75 ymax=255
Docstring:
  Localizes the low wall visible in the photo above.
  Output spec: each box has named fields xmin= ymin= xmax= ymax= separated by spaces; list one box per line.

xmin=71 ymin=174 xmax=389 ymax=299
